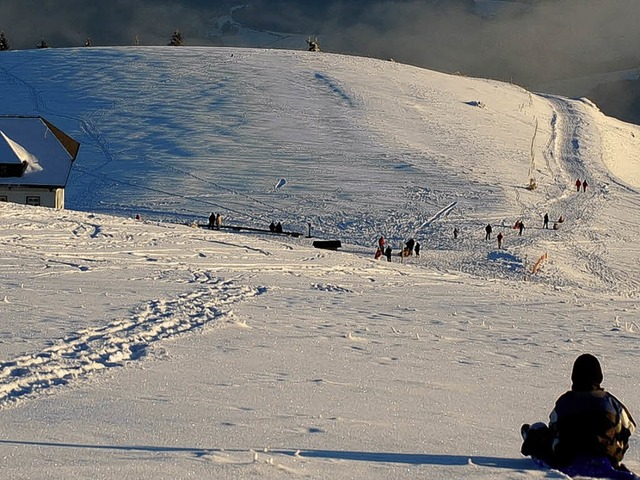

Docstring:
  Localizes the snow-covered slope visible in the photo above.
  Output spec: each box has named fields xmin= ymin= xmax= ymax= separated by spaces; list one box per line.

xmin=0 ymin=47 xmax=639 ymax=479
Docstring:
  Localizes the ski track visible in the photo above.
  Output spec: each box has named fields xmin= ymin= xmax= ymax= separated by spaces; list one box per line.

xmin=542 ymin=95 xmax=640 ymax=296
xmin=0 ymin=276 xmax=265 ymax=408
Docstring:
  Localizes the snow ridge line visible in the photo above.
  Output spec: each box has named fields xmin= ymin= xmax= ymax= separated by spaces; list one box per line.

xmin=0 ymin=278 xmax=265 ymax=408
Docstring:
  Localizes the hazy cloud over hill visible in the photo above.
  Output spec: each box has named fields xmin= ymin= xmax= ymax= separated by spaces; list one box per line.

xmin=1 ymin=0 xmax=639 ymax=87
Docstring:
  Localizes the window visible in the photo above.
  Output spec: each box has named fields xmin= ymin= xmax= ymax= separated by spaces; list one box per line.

xmin=26 ymin=196 xmax=40 ymax=206
xmin=0 ymin=196 xmax=7 ymax=202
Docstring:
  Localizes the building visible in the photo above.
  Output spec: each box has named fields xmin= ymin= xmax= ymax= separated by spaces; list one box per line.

xmin=0 ymin=116 xmax=79 ymax=209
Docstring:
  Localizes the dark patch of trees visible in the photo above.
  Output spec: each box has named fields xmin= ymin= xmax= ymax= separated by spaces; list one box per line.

xmin=0 ymin=31 xmax=9 ymax=51
xmin=168 ymin=29 xmax=184 ymax=46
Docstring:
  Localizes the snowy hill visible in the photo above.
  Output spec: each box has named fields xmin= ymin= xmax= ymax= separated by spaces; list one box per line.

xmin=1 ymin=47 xmax=640 ymax=479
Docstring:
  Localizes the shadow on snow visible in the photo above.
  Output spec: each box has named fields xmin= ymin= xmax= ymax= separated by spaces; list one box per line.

xmin=0 ymin=439 xmax=539 ymax=471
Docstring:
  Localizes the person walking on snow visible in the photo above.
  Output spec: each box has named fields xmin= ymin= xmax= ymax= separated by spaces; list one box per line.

xmin=415 ymin=242 xmax=421 ymax=257
xmin=497 ymin=232 xmax=504 ymax=249
xmin=485 ymin=224 xmax=492 ymax=240
xmin=378 ymin=235 xmax=385 ymax=252
xmin=453 ymin=227 xmax=459 ymax=240
xmin=208 ymin=212 xmax=216 ymax=230
xmin=583 ymin=180 xmax=588 ymax=192
xmin=543 ymin=213 xmax=549 ymax=229
xmin=519 ymin=221 xmax=525 ymax=236
xmin=575 ymin=179 xmax=582 ymax=192
xmin=385 ymin=245 xmax=392 ymax=262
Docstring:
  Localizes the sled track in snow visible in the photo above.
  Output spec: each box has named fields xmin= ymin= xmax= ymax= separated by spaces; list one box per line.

xmin=0 ymin=277 xmax=265 ymax=408
xmin=415 ymin=201 xmax=457 ymax=233
xmin=543 ymin=96 xmax=640 ymax=296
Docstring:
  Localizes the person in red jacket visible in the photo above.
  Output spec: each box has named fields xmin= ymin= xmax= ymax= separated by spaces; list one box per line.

xmin=576 ymin=179 xmax=582 ymax=191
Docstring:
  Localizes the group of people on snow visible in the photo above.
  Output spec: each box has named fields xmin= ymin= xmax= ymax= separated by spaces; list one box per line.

xmin=208 ymin=212 xmax=223 ymax=230
xmin=374 ymin=207 xmax=568 ymax=260
xmin=269 ymin=221 xmax=283 ymax=233
xmin=375 ymin=236 xmax=393 ymax=262
xmin=375 ymin=235 xmax=420 ymax=262
xmin=576 ymin=178 xmax=589 ymax=192
xmin=481 ymin=211 xmax=566 ymax=249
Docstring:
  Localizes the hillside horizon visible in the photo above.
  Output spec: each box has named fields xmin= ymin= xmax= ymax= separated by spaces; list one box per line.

xmin=3 ymin=0 xmax=640 ymax=125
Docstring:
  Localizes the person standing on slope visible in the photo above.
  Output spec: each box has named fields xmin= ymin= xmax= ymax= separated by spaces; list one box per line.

xmin=385 ymin=245 xmax=392 ymax=262
xmin=405 ymin=238 xmax=415 ymax=255
xmin=543 ymin=213 xmax=549 ymax=229
xmin=497 ymin=232 xmax=504 ymax=249
xmin=518 ymin=221 xmax=525 ymax=236
xmin=583 ymin=180 xmax=589 ymax=192
xmin=485 ymin=224 xmax=492 ymax=240
xmin=521 ymin=354 xmax=638 ymax=479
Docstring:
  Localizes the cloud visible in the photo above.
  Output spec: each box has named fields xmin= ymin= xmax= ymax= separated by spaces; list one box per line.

xmin=0 ymin=0 xmax=222 ymax=48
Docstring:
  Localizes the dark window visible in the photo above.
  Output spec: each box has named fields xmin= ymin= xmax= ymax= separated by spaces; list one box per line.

xmin=0 ymin=196 xmax=7 ymax=202
xmin=26 ymin=196 xmax=40 ymax=206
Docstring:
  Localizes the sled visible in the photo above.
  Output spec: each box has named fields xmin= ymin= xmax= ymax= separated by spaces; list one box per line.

xmin=312 ymin=240 xmax=341 ymax=251
xmin=527 ymin=456 xmax=640 ymax=479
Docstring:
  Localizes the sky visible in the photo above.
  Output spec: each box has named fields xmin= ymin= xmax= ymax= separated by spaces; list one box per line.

xmin=0 ymin=45 xmax=640 ymax=479
xmin=2 ymin=0 xmax=640 ymax=89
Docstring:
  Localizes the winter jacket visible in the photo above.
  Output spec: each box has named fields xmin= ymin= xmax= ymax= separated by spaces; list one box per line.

xmin=549 ymin=388 xmax=636 ymax=467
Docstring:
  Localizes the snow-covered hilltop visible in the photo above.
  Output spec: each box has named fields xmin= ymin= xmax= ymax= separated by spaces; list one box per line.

xmin=0 ymin=47 xmax=639 ymax=479
xmin=1 ymin=46 xmax=638 ymax=293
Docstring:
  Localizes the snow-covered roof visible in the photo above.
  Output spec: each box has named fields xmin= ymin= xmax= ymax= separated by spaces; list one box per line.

xmin=0 ymin=116 xmax=79 ymax=187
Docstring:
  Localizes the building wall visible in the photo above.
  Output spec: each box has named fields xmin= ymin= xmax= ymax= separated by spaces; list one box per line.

xmin=0 ymin=187 xmax=64 ymax=209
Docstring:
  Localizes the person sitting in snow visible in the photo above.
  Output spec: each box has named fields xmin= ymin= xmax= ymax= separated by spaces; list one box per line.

xmin=521 ymin=354 xmax=637 ymax=478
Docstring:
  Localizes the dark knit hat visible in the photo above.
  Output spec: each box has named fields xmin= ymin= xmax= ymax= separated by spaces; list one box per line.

xmin=571 ymin=353 xmax=603 ymax=390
